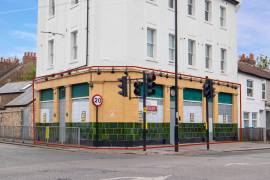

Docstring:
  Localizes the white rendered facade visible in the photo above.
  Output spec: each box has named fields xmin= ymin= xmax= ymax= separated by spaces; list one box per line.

xmin=238 ymin=72 xmax=267 ymax=128
xmin=37 ymin=0 xmax=240 ymax=83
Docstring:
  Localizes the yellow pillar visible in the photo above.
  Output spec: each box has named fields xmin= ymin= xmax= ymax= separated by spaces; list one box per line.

xmin=163 ymin=86 xmax=170 ymax=123
xmin=232 ymin=93 xmax=238 ymax=124
xmin=178 ymin=87 xmax=184 ymax=122
xmin=202 ymin=97 xmax=207 ymax=123
xmin=65 ymin=85 xmax=72 ymax=123
xmin=213 ymin=93 xmax=219 ymax=124
xmin=53 ymin=87 xmax=59 ymax=123
xmin=35 ymin=90 xmax=41 ymax=124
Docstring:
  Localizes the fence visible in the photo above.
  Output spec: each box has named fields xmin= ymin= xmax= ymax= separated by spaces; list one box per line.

xmin=0 ymin=126 xmax=269 ymax=147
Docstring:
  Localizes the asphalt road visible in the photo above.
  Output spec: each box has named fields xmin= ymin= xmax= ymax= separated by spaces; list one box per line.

xmin=0 ymin=143 xmax=270 ymax=180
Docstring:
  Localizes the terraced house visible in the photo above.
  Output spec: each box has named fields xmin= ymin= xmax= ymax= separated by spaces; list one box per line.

xmin=35 ymin=0 xmax=240 ymax=146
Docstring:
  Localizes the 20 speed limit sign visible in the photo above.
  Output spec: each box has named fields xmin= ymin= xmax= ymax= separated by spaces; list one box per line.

xmin=92 ymin=94 xmax=103 ymax=107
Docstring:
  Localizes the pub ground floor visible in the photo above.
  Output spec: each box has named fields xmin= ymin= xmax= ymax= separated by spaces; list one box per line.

xmin=34 ymin=67 xmax=239 ymax=146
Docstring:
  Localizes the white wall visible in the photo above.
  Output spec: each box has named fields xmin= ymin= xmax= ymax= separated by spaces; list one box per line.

xmin=238 ymin=72 xmax=266 ymax=128
xmin=37 ymin=0 xmax=239 ymax=84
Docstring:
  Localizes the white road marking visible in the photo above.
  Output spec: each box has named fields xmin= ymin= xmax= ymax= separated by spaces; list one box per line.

xmin=225 ymin=162 xmax=270 ymax=167
xmin=100 ymin=175 xmax=172 ymax=180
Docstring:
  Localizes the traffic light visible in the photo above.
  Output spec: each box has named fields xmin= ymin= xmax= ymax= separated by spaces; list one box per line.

xmin=118 ymin=76 xmax=128 ymax=97
xmin=203 ymin=79 xmax=215 ymax=99
xmin=134 ymin=81 xmax=142 ymax=96
xmin=146 ymin=73 xmax=156 ymax=96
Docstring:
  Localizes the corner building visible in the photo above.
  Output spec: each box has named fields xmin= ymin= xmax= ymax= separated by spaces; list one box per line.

xmin=35 ymin=0 xmax=240 ymax=146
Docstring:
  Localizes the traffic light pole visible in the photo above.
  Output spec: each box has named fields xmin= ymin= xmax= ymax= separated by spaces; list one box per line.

xmin=143 ymin=72 xmax=147 ymax=151
xmin=174 ymin=0 xmax=179 ymax=152
xmin=206 ymin=97 xmax=210 ymax=150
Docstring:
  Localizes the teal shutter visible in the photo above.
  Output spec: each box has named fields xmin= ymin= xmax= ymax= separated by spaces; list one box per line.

xmin=218 ymin=93 xmax=232 ymax=104
xmin=138 ymin=85 xmax=164 ymax=98
xmin=40 ymin=89 xmax=53 ymax=101
xmin=72 ymin=83 xmax=89 ymax=98
xmin=59 ymin=87 xmax=66 ymax=100
xmin=183 ymin=88 xmax=202 ymax=101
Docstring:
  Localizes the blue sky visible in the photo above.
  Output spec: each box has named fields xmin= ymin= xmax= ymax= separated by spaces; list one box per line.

xmin=0 ymin=0 xmax=269 ymax=59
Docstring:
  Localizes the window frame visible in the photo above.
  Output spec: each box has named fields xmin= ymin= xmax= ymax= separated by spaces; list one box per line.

xmin=188 ymin=0 xmax=194 ymax=16
xmin=188 ymin=39 xmax=195 ymax=66
xmin=220 ymin=6 xmax=226 ymax=27
xmin=221 ymin=48 xmax=226 ymax=73
xmin=262 ymin=82 xmax=266 ymax=100
xmin=247 ymin=80 xmax=254 ymax=98
xmin=205 ymin=0 xmax=211 ymax=22
xmin=168 ymin=0 xmax=175 ymax=10
xmin=243 ymin=112 xmax=250 ymax=128
xmin=49 ymin=0 xmax=55 ymax=17
xmin=169 ymin=34 xmax=175 ymax=63
xmin=48 ymin=39 xmax=54 ymax=67
xmin=71 ymin=30 xmax=78 ymax=61
xmin=147 ymin=28 xmax=156 ymax=59
xmin=205 ymin=44 xmax=212 ymax=70
xmin=252 ymin=112 xmax=258 ymax=128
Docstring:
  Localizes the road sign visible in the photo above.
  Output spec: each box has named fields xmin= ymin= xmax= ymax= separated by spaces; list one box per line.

xmin=92 ymin=94 xmax=103 ymax=107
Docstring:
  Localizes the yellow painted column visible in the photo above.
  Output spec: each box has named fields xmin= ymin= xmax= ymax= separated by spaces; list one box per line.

xmin=232 ymin=93 xmax=238 ymax=124
xmin=35 ymin=91 xmax=41 ymax=124
xmin=202 ymin=97 xmax=207 ymax=123
xmin=53 ymin=87 xmax=59 ymax=123
xmin=213 ymin=93 xmax=219 ymax=124
xmin=163 ymin=86 xmax=170 ymax=123
xmin=178 ymin=87 xmax=184 ymax=123
xmin=65 ymin=85 xmax=72 ymax=123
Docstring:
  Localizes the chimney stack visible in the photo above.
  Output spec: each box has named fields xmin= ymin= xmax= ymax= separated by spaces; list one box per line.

xmin=23 ymin=52 xmax=36 ymax=65
xmin=239 ymin=53 xmax=256 ymax=65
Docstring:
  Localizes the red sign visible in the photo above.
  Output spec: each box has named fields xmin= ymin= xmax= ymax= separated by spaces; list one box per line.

xmin=92 ymin=94 xmax=103 ymax=107
xmin=147 ymin=106 xmax=158 ymax=112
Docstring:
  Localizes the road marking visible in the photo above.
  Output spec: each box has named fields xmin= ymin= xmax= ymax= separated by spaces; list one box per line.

xmin=225 ymin=162 xmax=270 ymax=167
xmin=101 ymin=175 xmax=172 ymax=180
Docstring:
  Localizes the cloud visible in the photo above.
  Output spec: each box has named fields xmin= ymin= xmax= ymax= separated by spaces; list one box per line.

xmin=11 ymin=30 xmax=36 ymax=41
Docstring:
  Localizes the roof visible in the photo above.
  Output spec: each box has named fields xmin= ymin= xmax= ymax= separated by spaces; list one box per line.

xmin=238 ymin=62 xmax=270 ymax=80
xmin=0 ymin=81 xmax=32 ymax=94
xmin=5 ymin=87 xmax=33 ymax=107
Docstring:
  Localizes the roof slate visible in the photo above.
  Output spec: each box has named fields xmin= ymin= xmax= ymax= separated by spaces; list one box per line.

xmin=0 ymin=81 xmax=32 ymax=94
xmin=238 ymin=62 xmax=270 ymax=80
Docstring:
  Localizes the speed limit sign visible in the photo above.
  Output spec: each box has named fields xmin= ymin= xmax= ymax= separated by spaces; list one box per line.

xmin=92 ymin=94 xmax=103 ymax=107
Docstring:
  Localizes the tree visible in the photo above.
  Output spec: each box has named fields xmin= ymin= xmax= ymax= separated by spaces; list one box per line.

xmin=257 ymin=55 xmax=270 ymax=70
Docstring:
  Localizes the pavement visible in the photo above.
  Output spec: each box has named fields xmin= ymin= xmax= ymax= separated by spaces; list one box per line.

xmin=1 ymin=142 xmax=270 ymax=180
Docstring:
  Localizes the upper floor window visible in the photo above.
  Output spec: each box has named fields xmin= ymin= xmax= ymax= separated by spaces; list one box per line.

xmin=169 ymin=0 xmax=175 ymax=9
xmin=205 ymin=0 xmax=211 ymax=22
xmin=262 ymin=82 xmax=266 ymax=100
xmin=147 ymin=28 xmax=156 ymax=58
xmin=220 ymin=6 xmax=226 ymax=27
xmin=48 ymin=39 xmax=54 ymax=66
xmin=71 ymin=0 xmax=79 ymax=5
xmin=205 ymin=44 xmax=212 ymax=69
xmin=188 ymin=0 xmax=194 ymax=16
xmin=169 ymin=34 xmax=175 ymax=63
xmin=71 ymin=31 xmax=78 ymax=60
xmin=188 ymin=39 xmax=195 ymax=66
xmin=49 ymin=0 xmax=55 ymax=17
xmin=221 ymin=48 xmax=226 ymax=73
xmin=247 ymin=80 xmax=253 ymax=97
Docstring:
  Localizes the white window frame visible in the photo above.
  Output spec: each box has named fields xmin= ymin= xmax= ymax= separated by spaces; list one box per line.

xmin=48 ymin=39 xmax=54 ymax=67
xmin=188 ymin=39 xmax=195 ymax=66
xmin=247 ymin=80 xmax=254 ymax=98
xmin=71 ymin=30 xmax=78 ymax=61
xmin=205 ymin=0 xmax=211 ymax=22
xmin=220 ymin=6 xmax=226 ymax=27
xmin=205 ymin=44 xmax=212 ymax=70
xmin=252 ymin=112 xmax=257 ymax=128
xmin=188 ymin=0 xmax=194 ymax=16
xmin=243 ymin=112 xmax=250 ymax=128
xmin=262 ymin=82 xmax=266 ymax=100
xmin=147 ymin=28 xmax=156 ymax=59
xmin=221 ymin=48 xmax=226 ymax=73
xmin=169 ymin=34 xmax=175 ymax=63
xmin=49 ymin=0 xmax=55 ymax=17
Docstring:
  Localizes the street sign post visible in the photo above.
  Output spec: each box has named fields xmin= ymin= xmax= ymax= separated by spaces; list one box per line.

xmin=92 ymin=94 xmax=103 ymax=147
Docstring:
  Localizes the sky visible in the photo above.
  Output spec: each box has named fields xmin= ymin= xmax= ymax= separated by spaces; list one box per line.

xmin=0 ymin=0 xmax=269 ymax=59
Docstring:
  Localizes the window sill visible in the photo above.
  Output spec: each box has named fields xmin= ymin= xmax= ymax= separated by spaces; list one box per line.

xmin=187 ymin=66 xmax=198 ymax=70
xmin=47 ymin=65 xmax=54 ymax=70
xmin=187 ymin=15 xmax=196 ymax=20
xmin=204 ymin=21 xmax=213 ymax=26
xmin=146 ymin=0 xmax=158 ymax=6
xmin=70 ymin=4 xmax=79 ymax=10
xmin=220 ymin=27 xmax=227 ymax=31
xmin=146 ymin=58 xmax=158 ymax=63
xmin=168 ymin=62 xmax=175 ymax=66
xmin=204 ymin=69 xmax=213 ymax=73
xmin=247 ymin=97 xmax=255 ymax=100
xmin=168 ymin=8 xmax=175 ymax=12
xmin=48 ymin=15 xmax=55 ymax=21
xmin=220 ymin=72 xmax=228 ymax=76
xmin=69 ymin=60 xmax=79 ymax=65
